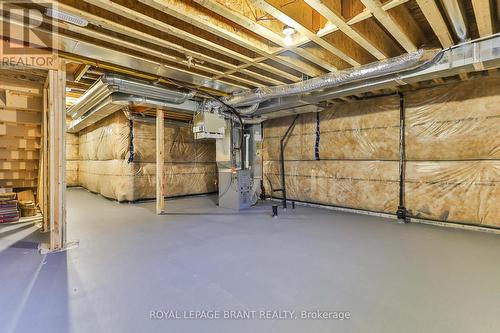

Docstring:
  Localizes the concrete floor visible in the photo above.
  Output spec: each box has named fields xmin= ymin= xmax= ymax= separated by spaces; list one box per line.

xmin=1 ymin=187 xmax=500 ymax=333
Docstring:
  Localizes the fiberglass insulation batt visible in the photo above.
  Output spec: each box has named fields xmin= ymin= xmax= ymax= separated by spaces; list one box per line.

xmin=263 ymin=77 xmax=500 ymax=227
xmin=70 ymin=111 xmax=217 ymax=201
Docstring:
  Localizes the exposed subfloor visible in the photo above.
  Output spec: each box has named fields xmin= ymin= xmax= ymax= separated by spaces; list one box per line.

xmin=1 ymin=187 xmax=500 ymax=333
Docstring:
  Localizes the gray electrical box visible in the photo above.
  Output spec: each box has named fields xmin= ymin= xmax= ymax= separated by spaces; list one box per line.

xmin=218 ymin=169 xmax=252 ymax=210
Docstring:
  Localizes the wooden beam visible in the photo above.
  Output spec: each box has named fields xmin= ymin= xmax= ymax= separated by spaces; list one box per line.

xmin=347 ymin=0 xmax=408 ymax=24
xmin=415 ymin=0 xmax=454 ymax=48
xmin=250 ymin=0 xmax=360 ymax=67
xmin=137 ymin=0 xmax=324 ymax=77
xmin=41 ymin=80 xmax=49 ymax=232
xmin=471 ymin=0 xmax=494 ymax=37
xmin=194 ymin=0 xmax=339 ymax=72
xmin=53 ymin=19 xmax=267 ymax=88
xmin=74 ymin=64 xmax=90 ymax=82
xmin=304 ymin=0 xmax=387 ymax=59
xmin=80 ymin=0 xmax=309 ymax=80
xmin=48 ymin=60 xmax=66 ymax=251
xmin=37 ymin=0 xmax=300 ymax=84
xmin=359 ymin=0 xmax=417 ymax=52
xmin=156 ymin=108 xmax=165 ymax=215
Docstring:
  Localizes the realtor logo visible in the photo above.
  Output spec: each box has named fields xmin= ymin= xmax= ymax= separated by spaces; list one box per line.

xmin=0 ymin=1 xmax=58 ymax=69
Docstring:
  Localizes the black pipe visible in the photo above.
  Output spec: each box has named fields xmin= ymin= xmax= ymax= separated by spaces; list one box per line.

xmin=280 ymin=114 xmax=300 ymax=209
xmin=272 ymin=205 xmax=278 ymax=218
xmin=127 ymin=119 xmax=135 ymax=163
xmin=397 ymin=92 xmax=408 ymax=222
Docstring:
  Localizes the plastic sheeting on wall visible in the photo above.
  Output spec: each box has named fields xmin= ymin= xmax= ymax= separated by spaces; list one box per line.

xmin=264 ymin=160 xmax=399 ymax=213
xmin=66 ymin=119 xmax=80 ymax=186
xmin=263 ymin=96 xmax=400 ymax=162
xmin=405 ymin=161 xmax=500 ymax=227
xmin=262 ymin=76 xmax=500 ymax=228
xmin=78 ymin=112 xmax=215 ymax=163
xmin=263 ymin=94 xmax=400 ymax=214
xmin=405 ymin=78 xmax=500 ymax=160
xmin=78 ymin=160 xmax=217 ymax=202
xmin=403 ymin=77 xmax=500 ymax=227
xmin=70 ymin=111 xmax=217 ymax=201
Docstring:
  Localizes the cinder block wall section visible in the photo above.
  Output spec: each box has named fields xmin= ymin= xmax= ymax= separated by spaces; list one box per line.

xmin=263 ymin=77 xmax=500 ymax=228
xmin=69 ymin=111 xmax=217 ymax=201
xmin=0 ymin=74 xmax=43 ymax=191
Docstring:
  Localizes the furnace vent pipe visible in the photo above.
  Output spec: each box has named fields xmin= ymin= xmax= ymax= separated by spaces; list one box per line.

xmin=440 ymin=0 xmax=469 ymax=43
xmin=222 ymin=49 xmax=436 ymax=108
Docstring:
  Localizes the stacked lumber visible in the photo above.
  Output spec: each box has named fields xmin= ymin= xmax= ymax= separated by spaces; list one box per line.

xmin=0 ymin=192 xmax=19 ymax=223
xmin=0 ymin=70 xmax=44 ymax=191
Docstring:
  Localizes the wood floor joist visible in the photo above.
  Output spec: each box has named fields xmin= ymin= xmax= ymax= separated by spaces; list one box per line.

xmin=471 ymin=0 xmax=494 ymax=37
xmin=18 ymin=0 xmax=497 ymax=97
xmin=137 ymin=0 xmax=325 ymax=77
xmin=78 ymin=0 xmax=308 ymax=81
xmin=359 ymin=0 xmax=418 ymax=52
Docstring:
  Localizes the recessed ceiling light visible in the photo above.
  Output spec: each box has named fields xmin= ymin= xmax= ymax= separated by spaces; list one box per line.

xmin=282 ymin=25 xmax=295 ymax=36
xmin=44 ymin=8 xmax=88 ymax=27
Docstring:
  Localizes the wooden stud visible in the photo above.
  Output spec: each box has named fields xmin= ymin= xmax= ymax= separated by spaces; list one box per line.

xmin=41 ymin=78 xmax=49 ymax=232
xmin=48 ymin=60 xmax=67 ymax=250
xmin=156 ymin=108 xmax=165 ymax=215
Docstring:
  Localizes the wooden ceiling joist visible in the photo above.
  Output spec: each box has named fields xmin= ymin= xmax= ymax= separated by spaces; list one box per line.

xmin=51 ymin=0 xmax=300 ymax=85
xmin=137 ymin=0 xmax=325 ymax=77
xmin=47 ymin=0 xmax=299 ymax=86
xmin=303 ymin=0 xmax=386 ymax=60
xmin=249 ymin=0 xmax=361 ymax=67
xmin=359 ymin=0 xmax=418 ymax=52
xmin=193 ymin=0 xmax=338 ymax=72
xmin=415 ymin=0 xmax=454 ymax=48
xmin=18 ymin=0 xmax=496 ymax=97
xmin=81 ymin=0 xmax=307 ymax=80
xmin=73 ymin=64 xmax=91 ymax=82
xmin=471 ymin=0 xmax=494 ymax=37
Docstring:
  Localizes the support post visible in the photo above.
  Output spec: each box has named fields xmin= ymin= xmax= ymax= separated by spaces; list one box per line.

xmin=48 ymin=60 xmax=67 ymax=250
xmin=156 ymin=108 xmax=165 ymax=214
xmin=41 ymin=78 xmax=49 ymax=232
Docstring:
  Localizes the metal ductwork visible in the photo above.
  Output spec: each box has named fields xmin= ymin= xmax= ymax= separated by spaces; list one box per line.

xmin=222 ymin=49 xmax=437 ymax=109
xmin=440 ymin=0 xmax=469 ymax=42
xmin=250 ymin=34 xmax=500 ymax=119
xmin=67 ymin=74 xmax=198 ymax=133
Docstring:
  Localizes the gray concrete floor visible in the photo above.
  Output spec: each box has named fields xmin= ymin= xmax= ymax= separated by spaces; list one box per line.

xmin=1 ymin=187 xmax=500 ymax=333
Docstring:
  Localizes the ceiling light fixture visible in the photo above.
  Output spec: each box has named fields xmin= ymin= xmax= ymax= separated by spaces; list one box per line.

xmin=44 ymin=8 xmax=88 ymax=27
xmin=282 ymin=25 xmax=295 ymax=36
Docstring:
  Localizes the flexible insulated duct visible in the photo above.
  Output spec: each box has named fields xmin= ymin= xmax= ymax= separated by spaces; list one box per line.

xmin=68 ymin=74 xmax=195 ymax=120
xmin=222 ymin=49 xmax=437 ymax=108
